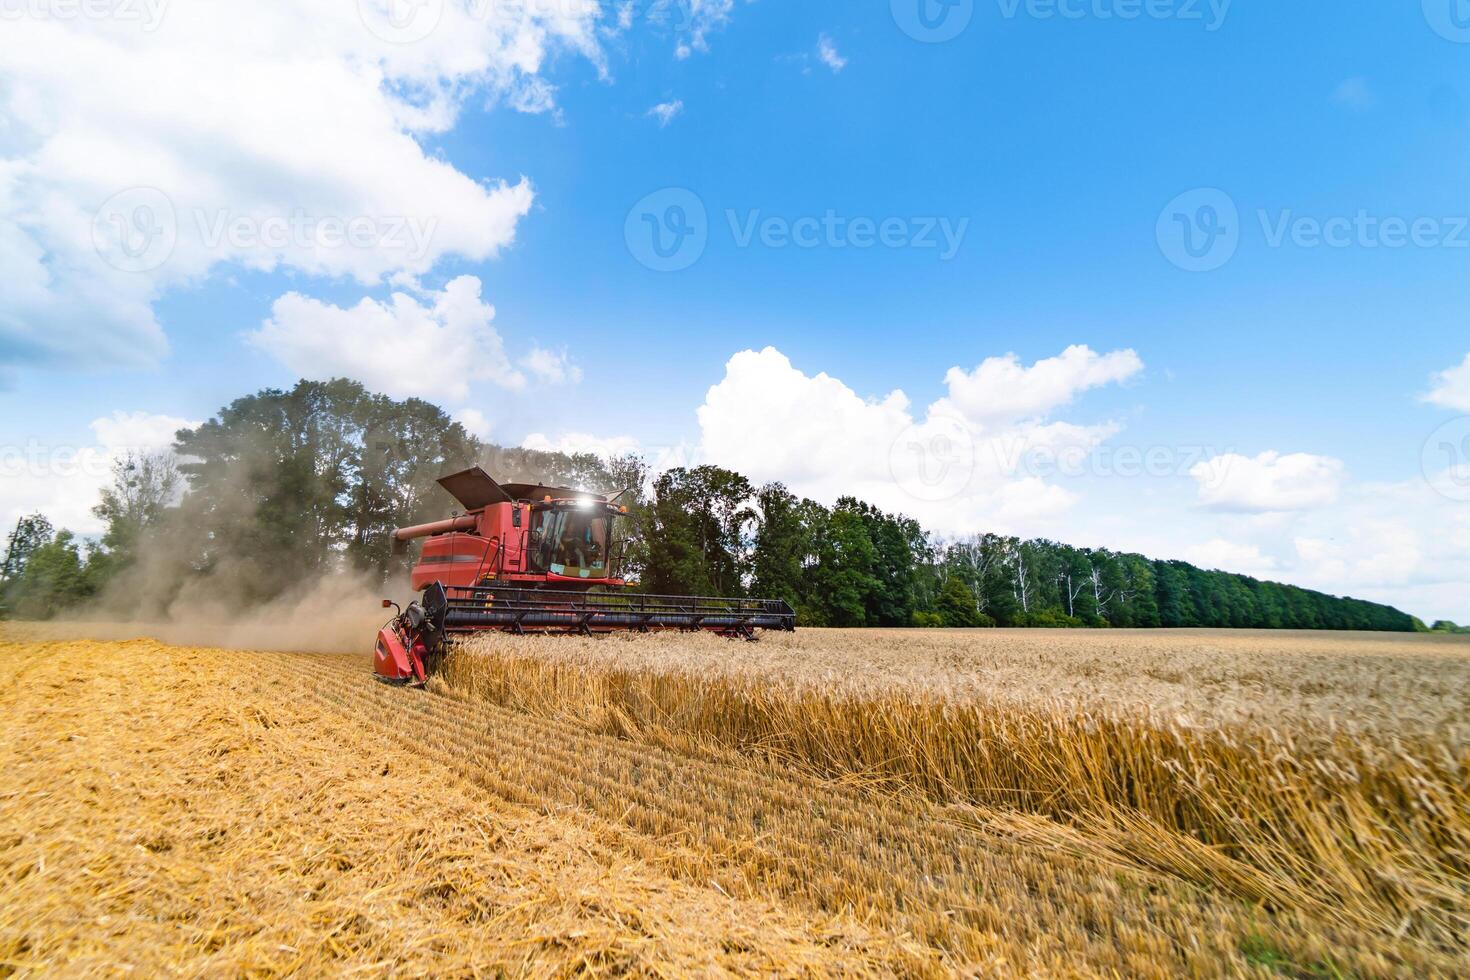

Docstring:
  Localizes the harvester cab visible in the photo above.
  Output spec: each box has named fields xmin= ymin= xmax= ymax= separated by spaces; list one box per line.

xmin=373 ymin=467 xmax=796 ymax=685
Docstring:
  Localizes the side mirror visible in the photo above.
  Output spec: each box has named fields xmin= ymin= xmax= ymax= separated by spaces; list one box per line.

xmin=381 ymin=599 xmax=393 ymax=608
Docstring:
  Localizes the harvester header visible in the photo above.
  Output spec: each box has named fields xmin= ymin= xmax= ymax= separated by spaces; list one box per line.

xmin=374 ymin=467 xmax=796 ymax=684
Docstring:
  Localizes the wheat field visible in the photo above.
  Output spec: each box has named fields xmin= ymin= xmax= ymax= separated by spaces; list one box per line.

xmin=2 ymin=628 xmax=1467 ymax=977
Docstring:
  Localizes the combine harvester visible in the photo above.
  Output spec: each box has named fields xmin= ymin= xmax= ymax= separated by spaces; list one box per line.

xmin=374 ymin=467 xmax=796 ymax=685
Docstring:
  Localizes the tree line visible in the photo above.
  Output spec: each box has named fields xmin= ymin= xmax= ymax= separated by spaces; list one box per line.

xmin=0 ymin=378 xmax=1423 ymax=633
xmin=640 ymin=470 xmax=1418 ymax=632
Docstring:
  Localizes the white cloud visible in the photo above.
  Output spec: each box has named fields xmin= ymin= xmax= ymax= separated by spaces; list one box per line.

xmin=0 ymin=411 xmax=199 ymax=535
xmin=817 ymin=34 xmax=847 ymax=73
xmin=1184 ymin=539 xmax=1279 ymax=577
xmin=453 ymin=408 xmax=494 ymax=442
xmin=1285 ymin=478 xmax=1470 ymax=620
xmin=686 ymin=347 xmax=1469 ymax=621
xmin=0 ymin=2 xmax=602 ymax=372
xmin=663 ymin=0 xmax=734 ymax=59
xmin=646 ymin=100 xmax=684 ymax=127
xmin=522 ymin=432 xmax=642 ymax=458
xmin=1189 ymin=451 xmax=1344 ymax=513
xmin=695 ymin=346 xmax=1137 ymax=534
xmin=521 ymin=347 xmax=582 ymax=385
xmin=1423 ymin=352 xmax=1470 ymax=412
xmin=1152 ymin=470 xmax=1470 ymax=622
xmin=936 ymin=345 xmax=1143 ymax=426
xmin=246 ymin=275 xmax=556 ymax=402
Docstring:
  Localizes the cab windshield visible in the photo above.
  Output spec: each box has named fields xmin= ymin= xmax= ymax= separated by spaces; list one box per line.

xmin=527 ymin=506 xmax=611 ymax=579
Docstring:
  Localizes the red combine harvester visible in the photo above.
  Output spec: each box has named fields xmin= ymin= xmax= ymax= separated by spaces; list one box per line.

xmin=374 ymin=467 xmax=796 ymax=684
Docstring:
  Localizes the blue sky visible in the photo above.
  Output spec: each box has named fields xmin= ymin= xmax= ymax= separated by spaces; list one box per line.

xmin=2 ymin=0 xmax=1469 ymax=620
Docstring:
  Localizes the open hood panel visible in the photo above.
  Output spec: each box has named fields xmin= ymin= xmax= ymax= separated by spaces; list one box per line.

xmin=436 ymin=466 xmax=512 ymax=510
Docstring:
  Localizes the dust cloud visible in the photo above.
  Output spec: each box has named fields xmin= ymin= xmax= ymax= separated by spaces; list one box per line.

xmin=30 ymin=573 xmax=399 ymax=655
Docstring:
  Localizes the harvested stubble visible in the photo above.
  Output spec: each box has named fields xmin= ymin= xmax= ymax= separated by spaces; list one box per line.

xmin=443 ymin=628 xmax=1470 ymax=961
xmin=0 ymin=639 xmax=927 ymax=977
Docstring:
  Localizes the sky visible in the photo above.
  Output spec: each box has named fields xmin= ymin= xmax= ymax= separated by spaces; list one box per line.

xmin=2 ymin=0 xmax=1469 ymax=622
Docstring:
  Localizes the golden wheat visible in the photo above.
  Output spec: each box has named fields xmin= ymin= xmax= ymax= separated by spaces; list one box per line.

xmin=444 ymin=628 xmax=1470 ymax=958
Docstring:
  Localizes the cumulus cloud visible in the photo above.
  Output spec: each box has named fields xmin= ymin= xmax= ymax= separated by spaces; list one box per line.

xmin=671 ymin=0 xmax=735 ymax=58
xmin=695 ymin=346 xmax=1138 ymax=533
xmin=521 ymin=347 xmax=582 ymax=385
xmin=452 ymin=408 xmax=495 ymax=442
xmin=817 ymin=34 xmax=847 ymax=73
xmin=1184 ymin=539 xmax=1279 ymax=577
xmin=521 ymin=432 xmax=643 ymax=458
xmin=1189 ymin=451 xmax=1344 ymax=513
xmin=0 ymin=2 xmax=601 ymax=371
xmin=935 ymin=345 xmax=1143 ymax=426
xmin=0 ymin=411 xmax=199 ymax=534
xmin=1288 ymin=477 xmax=1470 ymax=620
xmin=246 ymin=276 xmax=578 ymax=402
xmin=646 ymin=100 xmax=684 ymax=127
xmin=1423 ymin=352 xmax=1470 ymax=412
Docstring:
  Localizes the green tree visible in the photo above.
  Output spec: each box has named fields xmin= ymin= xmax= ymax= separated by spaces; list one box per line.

xmin=803 ymin=508 xmax=877 ymax=627
xmin=169 ymin=379 xmax=485 ymax=603
xmin=1 ymin=514 xmax=54 ymax=590
xmin=936 ymin=576 xmax=992 ymax=628
xmin=7 ymin=530 xmax=94 ymax=619
xmin=836 ymin=497 xmax=926 ymax=627
xmin=750 ymin=483 xmax=808 ymax=610
xmin=645 ymin=466 xmax=754 ymax=597
xmin=87 ymin=452 xmax=181 ymax=583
